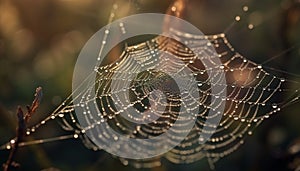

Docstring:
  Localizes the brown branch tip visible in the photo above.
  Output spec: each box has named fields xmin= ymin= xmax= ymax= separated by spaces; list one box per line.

xmin=3 ymin=87 xmax=43 ymax=171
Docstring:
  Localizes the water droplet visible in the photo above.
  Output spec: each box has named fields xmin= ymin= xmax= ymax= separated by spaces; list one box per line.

xmin=248 ymin=24 xmax=254 ymax=30
xmin=171 ymin=6 xmax=176 ymax=12
xmin=243 ymin=6 xmax=249 ymax=12
xmin=199 ymin=137 xmax=205 ymax=142
xmin=122 ymin=160 xmax=129 ymax=166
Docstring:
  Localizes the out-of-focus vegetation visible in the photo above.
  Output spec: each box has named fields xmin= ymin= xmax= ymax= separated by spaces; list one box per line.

xmin=0 ymin=0 xmax=300 ymax=170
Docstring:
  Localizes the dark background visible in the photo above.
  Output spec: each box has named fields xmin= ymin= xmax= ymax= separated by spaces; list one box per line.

xmin=0 ymin=0 xmax=300 ymax=170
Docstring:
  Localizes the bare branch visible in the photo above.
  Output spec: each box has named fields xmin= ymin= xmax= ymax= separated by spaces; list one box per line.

xmin=3 ymin=87 xmax=43 ymax=171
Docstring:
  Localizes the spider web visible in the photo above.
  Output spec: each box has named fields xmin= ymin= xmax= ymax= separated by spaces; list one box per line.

xmin=1 ymin=1 xmax=300 ymax=169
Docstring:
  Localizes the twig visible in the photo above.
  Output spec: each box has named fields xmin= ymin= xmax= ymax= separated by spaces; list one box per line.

xmin=24 ymin=87 xmax=43 ymax=123
xmin=166 ymin=0 xmax=188 ymax=18
xmin=3 ymin=87 xmax=43 ymax=171
xmin=163 ymin=0 xmax=188 ymax=32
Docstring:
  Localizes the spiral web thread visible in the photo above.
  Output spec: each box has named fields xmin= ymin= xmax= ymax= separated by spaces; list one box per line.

xmin=1 ymin=1 xmax=300 ymax=169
